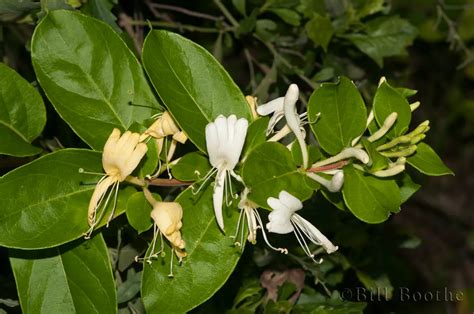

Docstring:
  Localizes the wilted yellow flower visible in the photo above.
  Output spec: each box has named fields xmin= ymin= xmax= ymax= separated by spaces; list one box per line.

xmin=85 ymin=128 xmax=147 ymax=238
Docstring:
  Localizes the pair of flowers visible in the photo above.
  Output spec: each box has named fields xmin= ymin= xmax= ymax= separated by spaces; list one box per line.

xmin=206 ymin=84 xmax=338 ymax=260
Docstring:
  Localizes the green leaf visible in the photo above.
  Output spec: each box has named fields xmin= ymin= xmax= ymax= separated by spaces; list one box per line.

xmin=142 ymin=186 xmax=242 ymax=313
xmin=397 ymin=173 xmax=420 ymax=203
xmin=10 ymin=234 xmax=117 ymax=313
xmin=171 ymin=152 xmax=211 ymax=182
xmin=308 ymin=77 xmax=367 ymax=155
xmin=353 ymin=0 xmax=385 ymax=19
xmin=305 ymin=14 xmax=333 ymax=51
xmin=0 ymin=0 xmax=40 ymax=22
xmin=232 ymin=0 xmax=246 ymax=16
xmin=270 ymin=8 xmax=300 ymax=26
xmin=361 ymin=138 xmax=389 ymax=172
xmin=407 ymin=142 xmax=453 ymax=176
xmin=346 ymin=16 xmax=417 ymax=66
xmin=242 ymin=142 xmax=313 ymax=209
xmin=396 ymin=87 xmax=417 ymax=98
xmin=0 ymin=149 xmax=134 ymax=249
xmin=142 ymin=30 xmax=252 ymax=152
xmin=242 ymin=117 xmax=269 ymax=160
xmin=342 ymin=166 xmax=401 ymax=223
xmin=81 ymin=0 xmax=120 ymax=33
xmin=373 ymin=81 xmax=411 ymax=138
xmin=0 ymin=63 xmax=46 ymax=157
xmin=31 ymin=10 xmax=159 ymax=150
xmin=126 ymin=192 xmax=160 ymax=234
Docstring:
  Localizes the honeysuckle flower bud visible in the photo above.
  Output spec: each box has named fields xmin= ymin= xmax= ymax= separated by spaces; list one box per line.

xmin=367 ymin=112 xmax=398 ymax=143
xmin=306 ymin=170 xmax=344 ymax=192
xmin=410 ymin=101 xmax=420 ymax=112
xmin=372 ymin=164 xmax=405 ymax=177
xmin=266 ymin=191 xmax=338 ymax=262
xmin=85 ymin=128 xmax=147 ymax=238
xmin=311 ymin=147 xmax=369 ymax=169
xmin=205 ymin=115 xmax=248 ymax=231
xmin=232 ymin=188 xmax=288 ymax=254
xmin=283 ymin=84 xmax=309 ymax=169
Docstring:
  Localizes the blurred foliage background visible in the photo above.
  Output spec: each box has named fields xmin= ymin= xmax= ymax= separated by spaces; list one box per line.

xmin=0 ymin=0 xmax=473 ymax=313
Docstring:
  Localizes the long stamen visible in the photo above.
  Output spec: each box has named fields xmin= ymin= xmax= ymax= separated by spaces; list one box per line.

xmin=169 ymin=249 xmax=174 ymax=278
xmin=78 ymin=168 xmax=106 ymax=176
xmin=291 ymin=220 xmax=323 ymax=264
xmin=231 ymin=208 xmax=245 ymax=244
xmin=106 ymin=181 xmax=120 ymax=227
xmin=191 ymin=167 xmax=218 ymax=195
xmin=254 ymin=209 xmax=288 ymax=254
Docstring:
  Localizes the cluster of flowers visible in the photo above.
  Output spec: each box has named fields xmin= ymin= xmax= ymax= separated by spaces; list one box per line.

xmin=84 ymin=81 xmax=427 ymax=274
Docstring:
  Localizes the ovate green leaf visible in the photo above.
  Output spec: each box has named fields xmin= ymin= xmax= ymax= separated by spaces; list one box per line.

xmin=242 ymin=142 xmax=313 ymax=209
xmin=126 ymin=192 xmax=160 ymax=234
xmin=346 ymin=16 xmax=417 ymax=66
xmin=0 ymin=149 xmax=134 ymax=249
xmin=407 ymin=142 xmax=453 ymax=176
xmin=373 ymin=81 xmax=411 ymax=138
xmin=342 ymin=165 xmax=401 ymax=223
xmin=31 ymin=10 xmax=159 ymax=150
xmin=305 ymin=14 xmax=333 ymax=51
xmin=308 ymin=76 xmax=367 ymax=155
xmin=142 ymin=30 xmax=252 ymax=152
xmin=0 ymin=63 xmax=45 ymax=156
xmin=10 ymin=234 xmax=116 ymax=313
xmin=142 ymin=186 xmax=241 ymax=313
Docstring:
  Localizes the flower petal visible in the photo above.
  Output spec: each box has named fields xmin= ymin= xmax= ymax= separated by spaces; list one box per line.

xmin=213 ymin=169 xmax=227 ymax=231
xmin=293 ymin=214 xmax=338 ymax=254
xmin=205 ymin=122 xmax=220 ymax=168
xmin=257 ymin=97 xmax=284 ymax=115
xmin=278 ymin=190 xmax=303 ymax=212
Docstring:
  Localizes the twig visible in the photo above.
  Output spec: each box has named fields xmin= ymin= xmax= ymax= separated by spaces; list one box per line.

xmin=436 ymin=3 xmax=474 ymax=69
xmin=147 ymin=178 xmax=192 ymax=187
xmin=214 ymin=0 xmax=239 ymax=27
xmin=244 ymin=48 xmax=257 ymax=91
xmin=307 ymin=160 xmax=349 ymax=173
xmin=128 ymin=20 xmax=221 ymax=33
xmin=150 ymin=3 xmax=222 ymax=21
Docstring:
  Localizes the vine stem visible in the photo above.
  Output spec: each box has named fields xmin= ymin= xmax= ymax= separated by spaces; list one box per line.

xmin=147 ymin=178 xmax=192 ymax=187
xmin=306 ymin=160 xmax=349 ymax=173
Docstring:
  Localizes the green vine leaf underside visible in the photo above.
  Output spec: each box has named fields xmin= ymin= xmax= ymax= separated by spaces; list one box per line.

xmin=242 ymin=142 xmax=313 ymax=209
xmin=0 ymin=149 xmax=134 ymax=249
xmin=342 ymin=165 xmax=401 ymax=223
xmin=0 ymin=63 xmax=46 ymax=157
xmin=407 ymin=142 xmax=454 ymax=176
xmin=31 ymin=10 xmax=159 ymax=151
xmin=142 ymin=30 xmax=252 ymax=152
xmin=10 ymin=234 xmax=117 ymax=313
xmin=142 ymin=186 xmax=242 ymax=313
xmin=308 ymin=76 xmax=367 ymax=155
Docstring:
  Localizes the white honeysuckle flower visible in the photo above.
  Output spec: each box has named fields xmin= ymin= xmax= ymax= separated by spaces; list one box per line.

xmin=266 ymin=191 xmax=338 ymax=262
xmin=204 ymin=114 xmax=248 ymax=231
xmin=232 ymin=188 xmax=288 ymax=254
xmin=85 ymin=128 xmax=148 ymax=238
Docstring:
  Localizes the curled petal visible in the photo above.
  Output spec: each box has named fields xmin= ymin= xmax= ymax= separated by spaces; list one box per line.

xmin=205 ymin=122 xmax=220 ymax=168
xmin=213 ymin=169 xmax=226 ymax=231
xmin=257 ymin=97 xmax=284 ymax=116
xmin=87 ymin=176 xmax=117 ymax=226
xmin=278 ymin=190 xmax=303 ymax=211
